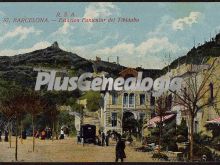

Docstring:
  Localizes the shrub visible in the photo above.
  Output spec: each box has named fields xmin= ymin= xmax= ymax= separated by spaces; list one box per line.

xmin=168 ymin=141 xmax=178 ymax=151
xmin=176 ymin=135 xmax=187 ymax=143
xmin=135 ymin=146 xmax=153 ymax=152
xmin=194 ymin=144 xmax=213 ymax=161
xmin=211 ymin=136 xmax=220 ymax=151
xmin=176 ymin=119 xmax=188 ymax=138
xmin=194 ymin=132 xmax=211 ymax=145
xmin=127 ymin=136 xmax=133 ymax=142
xmin=152 ymin=153 xmax=169 ymax=161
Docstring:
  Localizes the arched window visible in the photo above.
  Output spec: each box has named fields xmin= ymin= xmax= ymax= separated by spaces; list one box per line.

xmin=129 ymin=93 xmax=135 ymax=107
xmin=112 ymin=93 xmax=118 ymax=105
xmin=111 ymin=112 xmax=117 ymax=127
xmin=123 ymin=93 xmax=128 ymax=106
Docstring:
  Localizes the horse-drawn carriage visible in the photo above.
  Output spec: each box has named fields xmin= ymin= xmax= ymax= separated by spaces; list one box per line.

xmin=78 ymin=124 xmax=96 ymax=144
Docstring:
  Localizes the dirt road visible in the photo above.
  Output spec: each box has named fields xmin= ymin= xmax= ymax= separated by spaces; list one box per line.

xmin=0 ymin=137 xmax=156 ymax=162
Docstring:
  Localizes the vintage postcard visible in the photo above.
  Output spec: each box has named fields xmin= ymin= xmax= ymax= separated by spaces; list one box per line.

xmin=0 ymin=1 xmax=220 ymax=163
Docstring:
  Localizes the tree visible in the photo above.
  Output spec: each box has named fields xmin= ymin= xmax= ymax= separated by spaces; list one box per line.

xmin=0 ymin=80 xmax=16 ymax=148
xmin=0 ymin=102 xmax=15 ymax=148
xmin=170 ymin=58 xmax=220 ymax=160
xmin=42 ymin=91 xmax=73 ymax=140
xmin=82 ymin=91 xmax=101 ymax=112
xmin=176 ymin=118 xmax=188 ymax=138
xmin=67 ymin=97 xmax=84 ymax=124
xmin=155 ymin=95 xmax=170 ymax=153
xmin=0 ymin=88 xmax=26 ymax=161
xmin=42 ymin=93 xmax=59 ymax=141
xmin=24 ymin=91 xmax=44 ymax=152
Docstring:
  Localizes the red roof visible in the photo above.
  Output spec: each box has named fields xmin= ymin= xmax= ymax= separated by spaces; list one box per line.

xmin=206 ymin=117 xmax=220 ymax=124
xmin=147 ymin=114 xmax=175 ymax=127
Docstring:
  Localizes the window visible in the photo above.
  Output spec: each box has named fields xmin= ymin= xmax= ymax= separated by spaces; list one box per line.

xmin=111 ymin=112 xmax=117 ymax=127
xmin=129 ymin=93 xmax=135 ymax=107
xmin=194 ymin=121 xmax=199 ymax=133
xmin=150 ymin=94 xmax=155 ymax=106
xmin=112 ymin=93 xmax=118 ymax=105
xmin=140 ymin=94 xmax=145 ymax=105
xmin=123 ymin=93 xmax=128 ymax=106
xmin=209 ymin=82 xmax=214 ymax=103
xmin=140 ymin=113 xmax=145 ymax=121
xmin=166 ymin=94 xmax=172 ymax=110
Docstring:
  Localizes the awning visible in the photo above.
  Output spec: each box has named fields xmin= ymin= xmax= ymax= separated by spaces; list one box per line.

xmin=206 ymin=117 xmax=220 ymax=124
xmin=147 ymin=114 xmax=175 ymax=127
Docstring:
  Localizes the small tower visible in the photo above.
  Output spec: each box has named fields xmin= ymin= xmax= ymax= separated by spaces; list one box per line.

xmin=52 ymin=41 xmax=59 ymax=49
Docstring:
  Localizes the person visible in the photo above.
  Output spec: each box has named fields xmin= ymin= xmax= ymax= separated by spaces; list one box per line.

xmin=66 ymin=127 xmax=69 ymax=137
xmin=101 ymin=131 xmax=105 ymax=146
xmin=77 ymin=131 xmax=80 ymax=144
xmin=202 ymin=154 xmax=207 ymax=161
xmin=115 ymin=135 xmax=126 ymax=162
xmin=22 ymin=130 xmax=27 ymax=139
xmin=105 ymin=132 xmax=110 ymax=146
xmin=60 ymin=128 xmax=64 ymax=139
xmin=47 ymin=128 xmax=52 ymax=139
xmin=35 ymin=129 xmax=40 ymax=138
xmin=41 ymin=129 xmax=46 ymax=140
xmin=4 ymin=129 xmax=9 ymax=142
xmin=96 ymin=135 xmax=101 ymax=146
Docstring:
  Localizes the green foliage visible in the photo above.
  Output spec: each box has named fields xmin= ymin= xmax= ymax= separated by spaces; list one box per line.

xmin=176 ymin=119 xmax=188 ymax=138
xmin=176 ymin=135 xmax=187 ymax=143
xmin=67 ymin=97 xmax=83 ymax=114
xmin=205 ymin=123 xmax=220 ymax=138
xmin=42 ymin=91 xmax=78 ymax=106
xmin=210 ymin=136 xmax=220 ymax=151
xmin=194 ymin=132 xmax=211 ymax=145
xmin=81 ymin=91 xmax=101 ymax=112
xmin=147 ymin=118 xmax=179 ymax=152
xmin=22 ymin=114 xmax=32 ymax=129
xmin=58 ymin=110 xmax=76 ymax=135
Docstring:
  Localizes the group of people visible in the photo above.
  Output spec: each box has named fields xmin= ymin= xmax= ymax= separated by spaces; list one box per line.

xmin=34 ymin=128 xmax=52 ymax=140
xmin=0 ymin=129 xmax=9 ymax=142
xmin=34 ymin=128 xmax=68 ymax=140
xmin=98 ymin=130 xmax=110 ymax=146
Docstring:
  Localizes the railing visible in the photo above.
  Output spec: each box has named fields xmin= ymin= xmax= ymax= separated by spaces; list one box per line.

xmin=123 ymin=104 xmax=135 ymax=108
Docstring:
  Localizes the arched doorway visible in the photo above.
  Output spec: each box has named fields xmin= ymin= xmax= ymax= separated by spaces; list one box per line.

xmin=122 ymin=111 xmax=138 ymax=134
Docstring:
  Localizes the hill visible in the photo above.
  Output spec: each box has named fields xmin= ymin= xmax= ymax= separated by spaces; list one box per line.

xmin=0 ymin=41 xmax=160 ymax=89
xmin=161 ymin=33 xmax=220 ymax=75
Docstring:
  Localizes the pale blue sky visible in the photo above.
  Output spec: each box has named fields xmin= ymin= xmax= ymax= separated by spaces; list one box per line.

xmin=0 ymin=2 xmax=220 ymax=69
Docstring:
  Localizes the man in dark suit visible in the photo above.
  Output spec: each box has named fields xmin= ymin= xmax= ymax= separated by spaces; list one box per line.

xmin=115 ymin=134 xmax=126 ymax=162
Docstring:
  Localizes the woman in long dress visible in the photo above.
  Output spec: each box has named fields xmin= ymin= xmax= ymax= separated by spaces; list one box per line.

xmin=60 ymin=129 xmax=64 ymax=139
